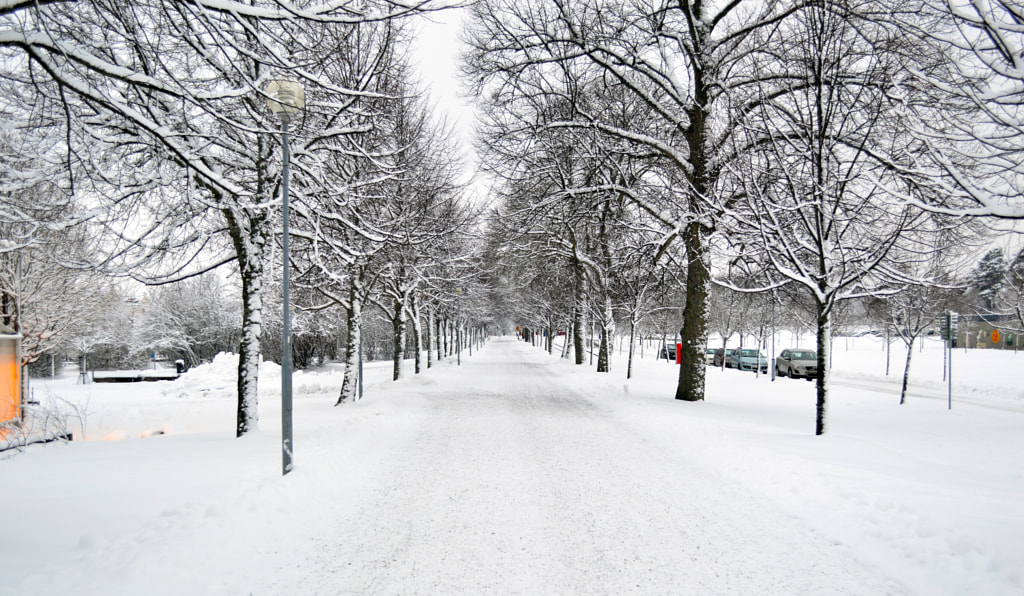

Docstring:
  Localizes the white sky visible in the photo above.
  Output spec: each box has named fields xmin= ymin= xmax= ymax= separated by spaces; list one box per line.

xmin=410 ymin=8 xmax=470 ymax=132
xmin=409 ymin=7 xmax=489 ymax=204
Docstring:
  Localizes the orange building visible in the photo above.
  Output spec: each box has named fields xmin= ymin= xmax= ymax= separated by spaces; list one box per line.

xmin=0 ymin=323 xmax=21 ymax=433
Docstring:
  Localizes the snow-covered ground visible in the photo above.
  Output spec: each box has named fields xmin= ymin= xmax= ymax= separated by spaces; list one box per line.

xmin=1 ymin=335 xmax=1021 ymax=595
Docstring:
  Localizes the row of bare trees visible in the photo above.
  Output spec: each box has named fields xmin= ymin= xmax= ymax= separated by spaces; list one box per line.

xmin=1 ymin=1 xmax=483 ymax=437
xmin=464 ymin=0 xmax=1022 ymax=434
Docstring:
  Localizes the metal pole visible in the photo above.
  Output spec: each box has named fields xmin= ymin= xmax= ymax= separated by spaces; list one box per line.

xmin=771 ymin=298 xmax=776 ymax=381
xmin=948 ymin=338 xmax=952 ymax=410
xmin=358 ymin=318 xmax=364 ymax=400
xmin=456 ymin=296 xmax=461 ymax=366
xmin=281 ymin=120 xmax=294 ymax=476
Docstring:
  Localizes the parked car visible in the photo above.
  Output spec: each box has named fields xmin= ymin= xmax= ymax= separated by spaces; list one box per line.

xmin=712 ymin=348 xmax=737 ymax=367
xmin=775 ymin=349 xmax=818 ymax=379
xmin=704 ymin=347 xmax=717 ymax=365
xmin=659 ymin=343 xmax=677 ymax=361
xmin=733 ymin=348 xmax=769 ymax=373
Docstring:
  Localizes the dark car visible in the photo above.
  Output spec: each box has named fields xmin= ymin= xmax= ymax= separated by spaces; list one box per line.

xmin=659 ymin=343 xmax=677 ymax=361
xmin=775 ymin=349 xmax=818 ymax=379
xmin=713 ymin=348 xmax=737 ymax=367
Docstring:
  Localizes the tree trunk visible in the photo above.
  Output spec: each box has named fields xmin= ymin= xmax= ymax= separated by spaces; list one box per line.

xmin=225 ymin=208 xmax=267 ymax=437
xmin=573 ymin=288 xmax=585 ymax=365
xmin=899 ymin=339 xmax=913 ymax=405
xmin=0 ymin=291 xmax=13 ymax=330
xmin=885 ymin=336 xmax=892 ymax=376
xmin=412 ymin=294 xmax=423 ymax=374
xmin=336 ymin=284 xmax=362 ymax=405
xmin=597 ymin=293 xmax=614 ymax=372
xmin=439 ymin=315 xmax=447 ymax=360
xmin=627 ymin=319 xmax=637 ymax=379
xmin=392 ymin=297 xmax=406 ymax=381
xmin=426 ymin=306 xmax=434 ymax=369
xmin=674 ymin=221 xmax=712 ymax=401
xmin=815 ymin=304 xmax=831 ymax=435
xmin=565 ymin=319 xmax=573 ymax=359
xmin=597 ymin=326 xmax=609 ymax=372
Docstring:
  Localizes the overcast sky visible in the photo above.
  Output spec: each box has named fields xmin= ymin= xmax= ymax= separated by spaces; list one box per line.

xmin=409 ymin=7 xmax=490 ymax=204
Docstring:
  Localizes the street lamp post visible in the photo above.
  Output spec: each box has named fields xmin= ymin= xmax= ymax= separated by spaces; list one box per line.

xmin=358 ymin=322 xmax=364 ymax=400
xmin=771 ymin=296 xmax=776 ymax=381
xmin=266 ymin=79 xmax=304 ymax=476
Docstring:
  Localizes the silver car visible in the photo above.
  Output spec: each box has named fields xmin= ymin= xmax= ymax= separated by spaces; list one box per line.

xmin=775 ymin=349 xmax=818 ymax=379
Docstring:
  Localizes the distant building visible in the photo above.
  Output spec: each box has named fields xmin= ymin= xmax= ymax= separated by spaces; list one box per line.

xmin=0 ymin=323 xmax=22 ymax=433
xmin=956 ymin=314 xmax=1018 ymax=350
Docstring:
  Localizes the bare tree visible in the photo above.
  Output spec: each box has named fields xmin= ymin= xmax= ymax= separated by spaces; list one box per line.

xmin=618 ymin=237 xmax=685 ymax=380
xmin=0 ymin=122 xmax=83 ymax=255
xmin=894 ymin=0 xmax=1024 ymax=219
xmin=708 ymin=284 xmax=747 ymax=368
xmin=0 ymin=220 xmax=111 ymax=373
xmin=135 ymin=274 xmax=241 ymax=369
xmin=292 ymin=71 xmax=473 ymax=398
xmin=0 ymin=0 xmax=447 ymax=435
xmin=883 ymin=274 xmax=950 ymax=404
xmin=729 ymin=0 xmax=963 ymax=434
xmin=466 ymin=0 xmax=827 ymax=400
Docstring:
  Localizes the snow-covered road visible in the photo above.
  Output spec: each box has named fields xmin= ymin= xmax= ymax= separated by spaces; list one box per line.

xmin=9 ymin=336 xmax=1020 ymax=595
xmin=277 ymin=338 xmax=906 ymax=595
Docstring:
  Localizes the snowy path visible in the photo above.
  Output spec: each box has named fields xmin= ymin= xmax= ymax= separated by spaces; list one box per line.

xmin=8 ymin=336 xmax=1021 ymax=594
xmin=276 ymin=338 xmax=907 ymax=595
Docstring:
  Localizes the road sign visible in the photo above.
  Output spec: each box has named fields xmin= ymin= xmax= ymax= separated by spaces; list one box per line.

xmin=940 ymin=312 xmax=958 ymax=340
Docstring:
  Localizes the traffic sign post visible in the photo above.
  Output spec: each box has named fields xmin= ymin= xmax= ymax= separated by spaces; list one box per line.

xmin=942 ymin=312 xmax=958 ymax=410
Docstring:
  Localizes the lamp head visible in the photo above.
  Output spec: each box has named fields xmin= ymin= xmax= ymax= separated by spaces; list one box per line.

xmin=266 ymin=80 xmax=305 ymax=123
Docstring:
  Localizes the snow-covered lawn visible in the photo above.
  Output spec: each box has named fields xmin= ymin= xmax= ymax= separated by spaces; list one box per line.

xmin=1 ymin=336 xmax=1021 ymax=595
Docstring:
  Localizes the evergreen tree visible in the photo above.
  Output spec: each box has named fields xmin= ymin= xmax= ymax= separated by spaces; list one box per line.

xmin=972 ymin=249 xmax=1006 ymax=311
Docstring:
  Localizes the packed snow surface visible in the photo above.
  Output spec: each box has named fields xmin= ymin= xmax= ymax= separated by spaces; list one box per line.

xmin=2 ymin=335 xmax=1022 ymax=595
